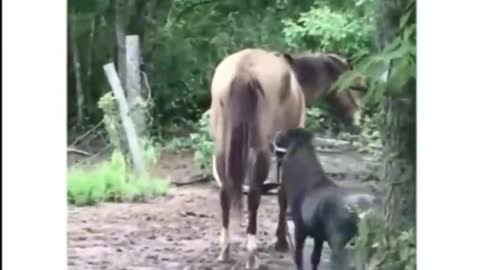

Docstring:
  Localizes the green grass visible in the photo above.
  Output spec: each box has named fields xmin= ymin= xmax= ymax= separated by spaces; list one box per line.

xmin=67 ymin=150 xmax=169 ymax=206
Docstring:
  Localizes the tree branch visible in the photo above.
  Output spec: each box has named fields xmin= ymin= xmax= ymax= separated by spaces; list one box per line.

xmin=175 ymin=0 xmax=218 ymax=21
xmin=67 ymin=148 xmax=93 ymax=156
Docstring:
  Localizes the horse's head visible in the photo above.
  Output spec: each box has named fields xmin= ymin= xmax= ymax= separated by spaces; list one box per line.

xmin=271 ymin=128 xmax=315 ymax=162
xmin=281 ymin=52 xmax=367 ymax=131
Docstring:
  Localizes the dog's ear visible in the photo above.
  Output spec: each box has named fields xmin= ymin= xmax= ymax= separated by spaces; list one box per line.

xmin=325 ymin=53 xmax=350 ymax=68
xmin=295 ymin=128 xmax=314 ymax=144
xmin=282 ymin=53 xmax=294 ymax=66
xmin=285 ymin=129 xmax=314 ymax=155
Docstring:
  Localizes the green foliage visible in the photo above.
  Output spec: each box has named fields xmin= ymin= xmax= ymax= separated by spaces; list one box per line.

xmin=349 ymin=213 xmax=416 ymax=270
xmin=162 ymin=110 xmax=214 ymax=172
xmin=282 ymin=1 xmax=376 ymax=55
xmin=68 ymin=0 xmax=385 ymax=135
xmin=67 ymin=150 xmax=169 ymax=206
xmin=354 ymin=113 xmax=383 ymax=156
xmin=305 ymin=107 xmax=329 ymax=130
xmin=67 ymin=0 xmax=319 ymax=131
xmin=335 ymin=7 xmax=416 ymax=104
xmin=146 ymin=3 xmax=297 ymax=127
xmin=191 ymin=111 xmax=214 ymax=171
xmin=98 ymin=91 xmax=156 ymax=168
xmin=68 ymin=0 xmax=108 ymax=14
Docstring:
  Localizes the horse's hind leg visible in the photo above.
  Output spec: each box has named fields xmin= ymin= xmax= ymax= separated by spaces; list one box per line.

xmin=275 ymin=182 xmax=289 ymax=251
xmin=218 ymin=187 xmax=231 ymax=262
xmin=216 ymin=152 xmax=230 ymax=262
xmin=212 ymin=155 xmax=222 ymax=188
xmin=245 ymin=150 xmax=270 ymax=269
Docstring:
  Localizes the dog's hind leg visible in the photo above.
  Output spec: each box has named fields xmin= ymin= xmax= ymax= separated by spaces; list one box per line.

xmin=311 ymin=238 xmax=324 ymax=270
xmin=328 ymin=234 xmax=349 ymax=270
xmin=245 ymin=151 xmax=270 ymax=269
xmin=330 ymin=246 xmax=348 ymax=270
xmin=293 ymin=226 xmax=307 ymax=270
xmin=275 ymin=182 xmax=289 ymax=252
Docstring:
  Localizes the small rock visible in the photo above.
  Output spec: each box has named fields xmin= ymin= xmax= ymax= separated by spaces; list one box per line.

xmin=147 ymin=254 xmax=158 ymax=260
xmin=185 ymin=211 xmax=196 ymax=216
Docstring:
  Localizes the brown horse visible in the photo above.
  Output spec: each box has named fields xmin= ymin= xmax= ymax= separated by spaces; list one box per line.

xmin=208 ymin=48 xmax=364 ymax=269
xmin=282 ymin=52 xmax=366 ymax=127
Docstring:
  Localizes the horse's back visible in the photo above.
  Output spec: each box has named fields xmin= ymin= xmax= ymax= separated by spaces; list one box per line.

xmin=211 ymin=48 xmax=289 ymax=97
xmin=209 ymin=48 xmax=305 ymax=145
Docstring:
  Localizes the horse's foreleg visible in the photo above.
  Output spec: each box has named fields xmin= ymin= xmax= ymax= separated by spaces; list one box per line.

xmin=245 ymin=151 xmax=270 ymax=269
xmin=275 ymin=182 xmax=289 ymax=252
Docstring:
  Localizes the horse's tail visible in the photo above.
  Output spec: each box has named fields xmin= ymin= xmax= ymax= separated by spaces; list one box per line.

xmin=223 ymin=73 xmax=263 ymax=214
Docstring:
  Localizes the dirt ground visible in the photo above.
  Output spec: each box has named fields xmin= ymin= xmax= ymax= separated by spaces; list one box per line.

xmin=68 ymin=150 xmax=374 ymax=270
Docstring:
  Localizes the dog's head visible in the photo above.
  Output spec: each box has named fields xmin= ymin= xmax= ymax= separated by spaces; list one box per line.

xmin=343 ymin=192 xmax=382 ymax=220
xmin=270 ymin=128 xmax=314 ymax=161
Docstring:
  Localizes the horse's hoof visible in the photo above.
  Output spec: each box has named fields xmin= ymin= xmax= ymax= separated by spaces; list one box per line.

xmin=217 ymin=253 xmax=229 ymax=262
xmin=217 ymin=246 xmax=230 ymax=262
xmin=274 ymin=239 xmax=290 ymax=252
xmin=245 ymin=254 xmax=260 ymax=270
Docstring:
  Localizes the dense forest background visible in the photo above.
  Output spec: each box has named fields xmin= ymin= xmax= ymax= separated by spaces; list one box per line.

xmin=67 ymin=0 xmax=386 ymax=137
xmin=67 ymin=0 xmax=416 ymax=268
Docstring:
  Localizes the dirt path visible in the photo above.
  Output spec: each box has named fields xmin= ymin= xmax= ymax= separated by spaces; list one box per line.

xmin=68 ymin=182 xmax=333 ymax=270
xmin=68 ymin=144 xmax=379 ymax=270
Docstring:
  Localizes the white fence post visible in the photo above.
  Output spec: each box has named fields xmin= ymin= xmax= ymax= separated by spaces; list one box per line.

xmin=125 ymin=35 xmax=146 ymax=136
xmin=103 ymin=62 xmax=145 ymax=177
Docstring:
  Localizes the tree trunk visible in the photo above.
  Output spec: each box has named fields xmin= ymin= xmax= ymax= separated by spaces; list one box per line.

xmin=378 ymin=0 xmax=416 ymax=230
xmin=381 ymin=84 xmax=416 ymax=229
xmin=69 ymin=16 xmax=85 ymax=126
xmin=113 ymin=0 xmax=127 ymax=88
xmin=127 ymin=0 xmax=149 ymax=44
xmin=86 ymin=15 xmax=100 ymax=92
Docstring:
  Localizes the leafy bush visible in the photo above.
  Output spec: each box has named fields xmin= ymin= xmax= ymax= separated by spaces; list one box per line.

xmin=282 ymin=2 xmax=375 ymax=55
xmin=305 ymin=107 xmax=329 ymax=130
xmin=191 ymin=111 xmax=214 ymax=171
xmin=334 ymin=9 xmax=416 ymax=105
xmin=67 ymin=150 xmax=169 ymax=206
xmin=348 ymin=213 xmax=416 ymax=270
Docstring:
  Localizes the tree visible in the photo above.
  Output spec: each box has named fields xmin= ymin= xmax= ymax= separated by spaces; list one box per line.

xmin=376 ymin=0 xmax=416 ymax=230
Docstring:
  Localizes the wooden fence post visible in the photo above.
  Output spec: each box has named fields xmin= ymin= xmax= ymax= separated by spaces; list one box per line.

xmin=125 ymin=35 xmax=146 ymax=137
xmin=103 ymin=62 xmax=145 ymax=177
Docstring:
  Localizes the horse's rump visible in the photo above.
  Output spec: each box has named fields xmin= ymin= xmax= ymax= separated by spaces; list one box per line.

xmin=209 ymin=49 xmax=306 ymax=203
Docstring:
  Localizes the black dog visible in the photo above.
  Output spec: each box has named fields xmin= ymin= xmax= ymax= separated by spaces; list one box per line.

xmin=272 ymin=128 xmax=379 ymax=270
